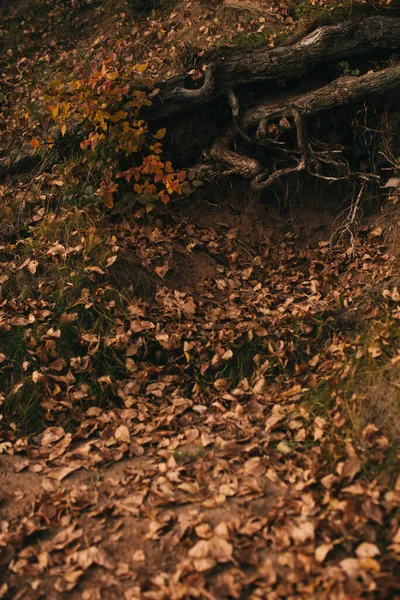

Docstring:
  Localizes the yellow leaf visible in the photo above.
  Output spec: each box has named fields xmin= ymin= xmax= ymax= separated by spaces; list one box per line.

xmin=110 ymin=110 xmax=127 ymax=123
xmin=135 ymin=63 xmax=148 ymax=73
xmin=154 ymin=128 xmax=166 ymax=140
xmin=61 ymin=124 xmax=66 ymax=137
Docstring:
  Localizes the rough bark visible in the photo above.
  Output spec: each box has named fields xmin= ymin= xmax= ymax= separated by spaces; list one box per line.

xmin=243 ymin=65 xmax=400 ymax=129
xmin=153 ymin=16 xmax=400 ymax=117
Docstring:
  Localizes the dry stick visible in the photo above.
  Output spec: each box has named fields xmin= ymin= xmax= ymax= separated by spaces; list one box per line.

xmin=228 ymin=89 xmax=284 ymax=151
xmin=227 ymin=89 xmax=240 ymax=124
xmin=331 ymin=183 xmax=365 ymax=249
xmin=227 ymin=89 xmax=255 ymax=145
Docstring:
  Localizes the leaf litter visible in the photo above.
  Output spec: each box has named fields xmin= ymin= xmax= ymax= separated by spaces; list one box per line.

xmin=1 ymin=0 xmax=400 ymax=597
xmin=1 ymin=193 xmax=400 ymax=599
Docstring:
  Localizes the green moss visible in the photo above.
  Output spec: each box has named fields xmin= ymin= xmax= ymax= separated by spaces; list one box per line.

xmin=225 ymin=30 xmax=272 ymax=51
xmin=289 ymin=0 xmax=373 ymax=26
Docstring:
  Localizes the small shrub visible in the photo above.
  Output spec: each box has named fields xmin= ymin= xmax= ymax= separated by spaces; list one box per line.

xmin=31 ymin=45 xmax=190 ymax=211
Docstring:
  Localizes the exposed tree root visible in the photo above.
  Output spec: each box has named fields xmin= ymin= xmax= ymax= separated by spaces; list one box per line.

xmin=2 ymin=16 xmax=400 ymax=198
xmin=208 ymin=65 xmax=400 ymax=191
xmin=250 ymin=108 xmax=309 ymax=192
xmin=209 ymin=126 xmax=262 ymax=178
xmin=153 ymin=16 xmax=400 ymax=117
xmin=243 ymin=65 xmax=400 ymax=128
xmin=331 ymin=183 xmax=365 ymax=249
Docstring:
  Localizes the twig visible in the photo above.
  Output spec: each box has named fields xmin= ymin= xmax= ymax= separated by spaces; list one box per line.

xmin=331 ymin=183 xmax=365 ymax=250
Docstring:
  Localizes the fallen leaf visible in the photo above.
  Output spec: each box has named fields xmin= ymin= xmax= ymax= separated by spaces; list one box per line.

xmin=115 ymin=425 xmax=131 ymax=443
xmin=355 ymin=542 xmax=380 ymax=558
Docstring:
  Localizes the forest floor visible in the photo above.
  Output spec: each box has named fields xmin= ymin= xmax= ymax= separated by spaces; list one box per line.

xmin=1 ymin=1 xmax=400 ymax=599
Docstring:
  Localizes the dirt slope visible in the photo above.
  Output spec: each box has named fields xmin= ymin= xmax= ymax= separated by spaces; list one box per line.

xmin=1 ymin=1 xmax=400 ymax=599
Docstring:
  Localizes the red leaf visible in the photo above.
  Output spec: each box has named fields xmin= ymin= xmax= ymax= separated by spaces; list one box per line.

xmin=177 ymin=170 xmax=186 ymax=182
xmin=160 ymin=193 xmax=170 ymax=205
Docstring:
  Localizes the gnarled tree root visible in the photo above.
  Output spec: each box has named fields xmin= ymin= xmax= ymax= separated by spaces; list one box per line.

xmin=153 ymin=16 xmax=400 ymax=117
xmin=2 ymin=16 xmax=400 ymax=186
xmin=208 ymin=65 xmax=400 ymax=190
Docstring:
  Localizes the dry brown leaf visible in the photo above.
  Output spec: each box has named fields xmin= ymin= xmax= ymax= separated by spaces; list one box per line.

xmin=290 ymin=520 xmax=315 ymax=543
xmin=210 ymin=536 xmax=233 ymax=563
xmin=132 ymin=550 xmax=145 ymax=562
xmin=115 ymin=425 xmax=131 ymax=443
xmin=193 ymin=557 xmax=216 ymax=572
xmin=74 ymin=546 xmax=114 ymax=570
xmin=195 ymin=524 xmax=213 ymax=539
xmin=340 ymin=557 xmax=361 ymax=579
xmin=342 ymin=456 xmax=361 ymax=482
xmin=47 ymin=464 xmax=82 ymax=481
xmin=315 ymin=543 xmax=333 ymax=563
xmin=189 ymin=539 xmax=209 ymax=559
xmin=355 ymin=542 xmax=380 ymax=558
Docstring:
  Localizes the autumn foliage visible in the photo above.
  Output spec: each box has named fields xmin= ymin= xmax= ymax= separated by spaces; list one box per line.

xmin=31 ymin=47 xmax=189 ymax=210
xmin=2 ymin=0 xmax=400 ymax=598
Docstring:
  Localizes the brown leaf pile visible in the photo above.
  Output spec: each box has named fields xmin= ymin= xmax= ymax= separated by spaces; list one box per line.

xmin=1 ymin=198 xmax=400 ymax=598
